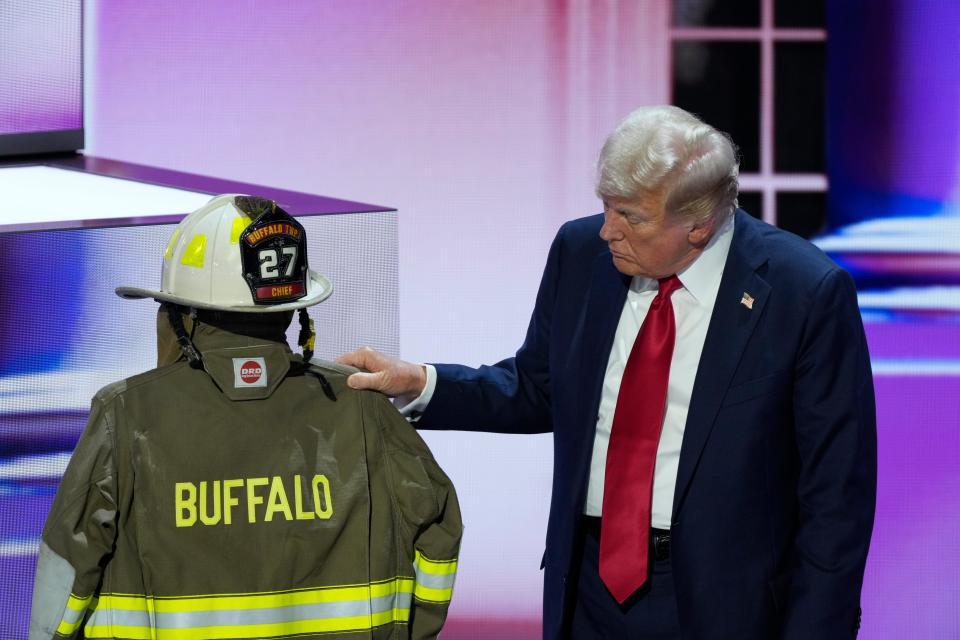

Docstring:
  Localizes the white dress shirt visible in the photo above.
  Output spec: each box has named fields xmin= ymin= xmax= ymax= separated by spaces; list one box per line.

xmin=585 ymin=215 xmax=734 ymax=528
xmin=403 ymin=215 xmax=735 ymax=530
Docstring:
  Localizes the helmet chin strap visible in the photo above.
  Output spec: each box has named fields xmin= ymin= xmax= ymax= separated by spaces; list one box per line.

xmin=163 ymin=303 xmax=203 ymax=368
xmin=298 ymin=308 xmax=315 ymax=363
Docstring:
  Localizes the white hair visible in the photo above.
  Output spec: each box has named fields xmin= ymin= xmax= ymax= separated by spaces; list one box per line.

xmin=596 ymin=105 xmax=740 ymax=225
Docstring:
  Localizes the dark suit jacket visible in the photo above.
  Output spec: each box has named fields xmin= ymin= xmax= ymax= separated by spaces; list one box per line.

xmin=419 ymin=210 xmax=877 ymax=640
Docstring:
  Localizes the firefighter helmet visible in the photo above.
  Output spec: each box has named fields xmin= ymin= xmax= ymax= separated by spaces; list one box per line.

xmin=116 ymin=194 xmax=332 ymax=312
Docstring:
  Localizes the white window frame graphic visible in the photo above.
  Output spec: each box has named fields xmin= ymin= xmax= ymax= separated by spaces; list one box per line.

xmin=670 ymin=0 xmax=827 ymax=226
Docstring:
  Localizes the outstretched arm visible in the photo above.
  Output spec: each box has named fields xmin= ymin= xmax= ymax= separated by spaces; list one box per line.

xmin=337 ymin=223 xmax=570 ymax=436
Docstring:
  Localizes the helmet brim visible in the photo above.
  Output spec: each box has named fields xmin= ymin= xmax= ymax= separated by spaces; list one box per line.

xmin=116 ymin=270 xmax=333 ymax=312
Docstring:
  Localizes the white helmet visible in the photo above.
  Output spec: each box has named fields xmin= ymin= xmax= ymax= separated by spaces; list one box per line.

xmin=116 ymin=194 xmax=332 ymax=312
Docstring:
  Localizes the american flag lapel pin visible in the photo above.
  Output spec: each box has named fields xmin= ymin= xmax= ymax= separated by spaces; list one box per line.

xmin=740 ymin=292 xmax=754 ymax=310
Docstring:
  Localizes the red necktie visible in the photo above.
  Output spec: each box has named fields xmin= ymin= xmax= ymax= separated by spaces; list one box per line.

xmin=599 ymin=274 xmax=682 ymax=603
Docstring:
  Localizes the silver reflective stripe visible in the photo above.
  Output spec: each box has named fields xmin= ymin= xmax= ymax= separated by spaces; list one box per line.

xmin=86 ymin=606 xmax=151 ymax=630
xmin=86 ymin=588 xmax=409 ymax=629
xmin=28 ymin=542 xmax=77 ymax=640
xmin=59 ymin=601 xmax=87 ymax=625
xmin=413 ymin=567 xmax=457 ymax=591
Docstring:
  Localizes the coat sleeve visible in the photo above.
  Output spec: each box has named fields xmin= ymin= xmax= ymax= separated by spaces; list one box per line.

xmin=782 ymin=268 xmax=877 ymax=639
xmin=418 ymin=223 xmax=567 ymax=435
xmin=372 ymin=393 xmax=463 ymax=640
xmin=29 ymin=393 xmax=119 ymax=640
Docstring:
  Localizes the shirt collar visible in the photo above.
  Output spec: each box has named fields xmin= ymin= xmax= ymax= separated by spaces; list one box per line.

xmin=630 ymin=213 xmax=736 ymax=303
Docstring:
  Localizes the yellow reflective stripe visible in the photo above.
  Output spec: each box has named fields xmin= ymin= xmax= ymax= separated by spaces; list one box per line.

xmin=84 ymin=610 xmax=409 ymax=640
xmin=84 ymin=626 xmax=150 ymax=640
xmin=164 ymin=228 xmax=182 ymax=260
xmin=55 ymin=592 xmax=94 ymax=635
xmin=229 ymin=215 xmax=252 ymax=243
xmin=179 ymin=234 xmax=207 ymax=268
xmin=56 ymin=620 xmax=84 ymax=636
xmin=413 ymin=583 xmax=454 ymax=604
xmin=94 ymin=578 xmax=413 ymax=613
xmin=414 ymin=549 xmax=458 ymax=575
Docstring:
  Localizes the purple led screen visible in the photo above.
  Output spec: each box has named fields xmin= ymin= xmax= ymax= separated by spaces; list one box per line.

xmin=828 ymin=0 xmax=960 ymax=227
xmin=0 ymin=0 xmax=82 ymax=134
xmin=822 ymin=4 xmax=960 ymax=635
xmin=2 ymin=1 xmax=959 ymax=638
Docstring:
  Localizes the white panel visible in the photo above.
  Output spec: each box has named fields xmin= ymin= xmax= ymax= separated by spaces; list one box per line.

xmin=0 ymin=166 xmax=212 ymax=224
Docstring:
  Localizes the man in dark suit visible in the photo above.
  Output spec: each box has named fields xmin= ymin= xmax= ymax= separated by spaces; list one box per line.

xmin=339 ymin=105 xmax=876 ymax=639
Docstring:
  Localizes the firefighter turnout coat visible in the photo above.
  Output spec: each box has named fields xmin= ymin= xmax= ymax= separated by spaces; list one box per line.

xmin=29 ymin=317 xmax=462 ymax=640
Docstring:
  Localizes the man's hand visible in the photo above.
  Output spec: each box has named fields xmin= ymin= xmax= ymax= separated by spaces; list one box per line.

xmin=336 ymin=347 xmax=427 ymax=404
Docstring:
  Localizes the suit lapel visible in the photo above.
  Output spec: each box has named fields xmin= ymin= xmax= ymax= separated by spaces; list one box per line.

xmin=672 ymin=211 xmax=770 ymax=519
xmin=575 ymin=251 xmax=630 ymax=449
